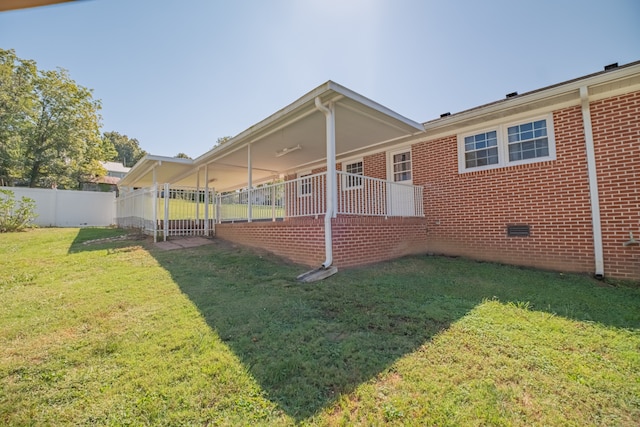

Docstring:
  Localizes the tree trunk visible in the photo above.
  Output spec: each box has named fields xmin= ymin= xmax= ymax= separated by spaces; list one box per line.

xmin=28 ymin=160 xmax=41 ymax=187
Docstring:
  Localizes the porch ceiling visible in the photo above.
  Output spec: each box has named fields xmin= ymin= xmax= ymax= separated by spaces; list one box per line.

xmin=120 ymin=81 xmax=424 ymax=191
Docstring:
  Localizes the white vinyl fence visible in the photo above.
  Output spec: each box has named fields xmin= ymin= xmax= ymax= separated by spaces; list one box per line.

xmin=3 ymin=187 xmax=116 ymax=227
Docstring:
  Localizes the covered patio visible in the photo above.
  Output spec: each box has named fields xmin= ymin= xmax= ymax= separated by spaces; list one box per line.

xmin=116 ymin=81 xmax=428 ymax=269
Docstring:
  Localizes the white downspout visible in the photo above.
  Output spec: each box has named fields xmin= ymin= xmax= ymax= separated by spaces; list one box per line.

xmin=580 ymin=86 xmax=605 ymax=279
xmin=315 ymin=96 xmax=336 ymax=268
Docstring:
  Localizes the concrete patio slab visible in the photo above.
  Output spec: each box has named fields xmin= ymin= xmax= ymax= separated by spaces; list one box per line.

xmin=154 ymin=237 xmax=214 ymax=251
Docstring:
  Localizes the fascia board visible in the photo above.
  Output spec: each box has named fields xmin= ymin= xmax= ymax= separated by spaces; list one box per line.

xmin=119 ymin=155 xmax=193 ymax=187
xmin=327 ymin=81 xmax=425 ymax=132
xmin=424 ymin=62 xmax=640 ymax=134
xmin=194 ymin=82 xmax=335 ymax=166
xmin=193 ymin=80 xmax=425 ymax=166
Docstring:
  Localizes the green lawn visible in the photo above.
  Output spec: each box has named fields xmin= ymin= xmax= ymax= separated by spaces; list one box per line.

xmin=1 ymin=228 xmax=639 ymax=426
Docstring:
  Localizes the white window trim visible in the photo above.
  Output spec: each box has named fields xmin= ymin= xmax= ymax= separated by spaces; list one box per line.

xmin=457 ymin=113 xmax=556 ymax=174
xmin=387 ymin=148 xmax=413 ymax=185
xmin=341 ymin=158 xmax=364 ymax=190
xmin=297 ymin=170 xmax=313 ymax=198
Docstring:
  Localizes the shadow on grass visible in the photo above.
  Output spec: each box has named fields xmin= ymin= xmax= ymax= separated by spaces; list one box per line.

xmin=70 ymin=229 xmax=640 ymax=421
xmin=68 ymin=227 xmax=145 ymax=254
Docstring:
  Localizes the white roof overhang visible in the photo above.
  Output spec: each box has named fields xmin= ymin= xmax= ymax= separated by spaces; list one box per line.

xmin=119 ymin=81 xmax=424 ymax=191
xmin=422 ymin=61 xmax=640 ymax=140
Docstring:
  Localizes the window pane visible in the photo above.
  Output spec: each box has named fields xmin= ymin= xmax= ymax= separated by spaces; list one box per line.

xmin=394 ymin=153 xmax=409 ymax=163
xmin=507 ymin=119 xmax=549 ymax=162
xmin=464 ymin=130 xmax=499 ymax=168
xmin=392 ymin=151 xmax=411 ymax=181
xmin=346 ymin=161 xmax=363 ymax=175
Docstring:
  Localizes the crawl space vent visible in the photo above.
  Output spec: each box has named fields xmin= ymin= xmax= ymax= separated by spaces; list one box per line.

xmin=507 ymin=224 xmax=530 ymax=237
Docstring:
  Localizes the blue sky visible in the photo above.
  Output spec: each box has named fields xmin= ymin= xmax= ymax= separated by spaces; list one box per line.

xmin=1 ymin=0 xmax=638 ymax=158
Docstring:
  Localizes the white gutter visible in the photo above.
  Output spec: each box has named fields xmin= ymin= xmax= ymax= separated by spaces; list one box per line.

xmin=580 ymin=86 xmax=605 ymax=279
xmin=315 ymin=96 xmax=336 ymax=268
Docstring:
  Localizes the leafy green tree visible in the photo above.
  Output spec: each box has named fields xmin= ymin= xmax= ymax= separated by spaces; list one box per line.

xmin=102 ymin=131 xmax=146 ymax=167
xmin=0 ymin=49 xmax=37 ymax=185
xmin=213 ymin=136 xmax=232 ymax=149
xmin=0 ymin=49 xmax=105 ymax=188
xmin=174 ymin=152 xmax=191 ymax=159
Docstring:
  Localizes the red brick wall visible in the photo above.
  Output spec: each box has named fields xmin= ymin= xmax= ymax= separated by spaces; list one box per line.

xmin=591 ymin=90 xmax=640 ymax=280
xmin=412 ymin=106 xmax=596 ymax=274
xmin=332 ymin=216 xmax=428 ymax=268
xmin=363 ymin=152 xmax=386 ymax=179
xmin=215 ymin=218 xmax=326 ymax=267
xmin=215 ymin=215 xmax=428 ymax=269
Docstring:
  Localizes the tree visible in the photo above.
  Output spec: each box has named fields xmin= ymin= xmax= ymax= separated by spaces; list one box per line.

xmin=174 ymin=152 xmax=191 ymax=159
xmin=0 ymin=49 xmax=106 ymax=188
xmin=0 ymin=49 xmax=37 ymax=185
xmin=102 ymin=131 xmax=146 ymax=167
xmin=213 ymin=136 xmax=232 ymax=149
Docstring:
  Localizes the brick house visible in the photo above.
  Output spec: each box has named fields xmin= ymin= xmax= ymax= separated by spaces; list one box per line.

xmin=118 ymin=61 xmax=640 ymax=281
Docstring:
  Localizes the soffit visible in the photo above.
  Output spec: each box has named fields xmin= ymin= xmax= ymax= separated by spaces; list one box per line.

xmin=122 ymin=81 xmax=424 ymax=191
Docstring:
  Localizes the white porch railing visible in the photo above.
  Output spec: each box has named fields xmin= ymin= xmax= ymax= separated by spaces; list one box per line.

xmin=337 ymin=171 xmax=424 ymax=217
xmin=115 ymin=185 xmax=215 ymax=240
xmin=215 ymin=172 xmax=423 ymax=222
xmin=158 ymin=185 xmax=216 ymax=237
xmin=115 ymin=173 xmax=424 ymax=232
xmin=115 ymin=186 xmax=156 ymax=235
xmin=217 ymin=172 xmax=326 ymax=222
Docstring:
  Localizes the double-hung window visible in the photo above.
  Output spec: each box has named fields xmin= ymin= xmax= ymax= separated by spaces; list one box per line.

xmin=298 ymin=171 xmax=312 ymax=196
xmin=507 ymin=119 xmax=549 ymax=161
xmin=464 ymin=130 xmax=498 ymax=168
xmin=458 ymin=114 xmax=555 ymax=173
xmin=343 ymin=160 xmax=363 ymax=189
xmin=392 ymin=151 xmax=412 ymax=183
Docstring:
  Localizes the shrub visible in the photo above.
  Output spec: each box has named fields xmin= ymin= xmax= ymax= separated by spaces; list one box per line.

xmin=0 ymin=189 xmax=37 ymax=232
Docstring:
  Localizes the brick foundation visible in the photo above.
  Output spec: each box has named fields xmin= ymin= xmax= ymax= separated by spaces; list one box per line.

xmin=215 ymin=218 xmax=325 ymax=267
xmin=215 ymin=215 xmax=428 ymax=269
xmin=332 ymin=216 xmax=428 ymax=268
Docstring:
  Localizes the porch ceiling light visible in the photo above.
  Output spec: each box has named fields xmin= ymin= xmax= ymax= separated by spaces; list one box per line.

xmin=275 ymin=144 xmax=302 ymax=157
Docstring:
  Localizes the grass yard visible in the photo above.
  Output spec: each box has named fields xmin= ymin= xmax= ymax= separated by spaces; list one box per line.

xmin=1 ymin=228 xmax=639 ymax=426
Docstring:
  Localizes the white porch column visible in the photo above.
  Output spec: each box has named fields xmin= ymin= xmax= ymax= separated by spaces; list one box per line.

xmin=271 ymin=184 xmax=276 ymax=221
xmin=152 ymin=164 xmax=158 ymax=243
xmin=204 ymin=166 xmax=209 ymax=236
xmin=315 ymin=97 xmax=336 ymax=267
xmin=195 ymin=167 xmax=200 ymax=225
xmin=247 ymin=144 xmax=253 ymax=222
xmin=326 ymin=104 xmax=337 ymax=218
xmin=163 ymin=183 xmax=169 ymax=241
